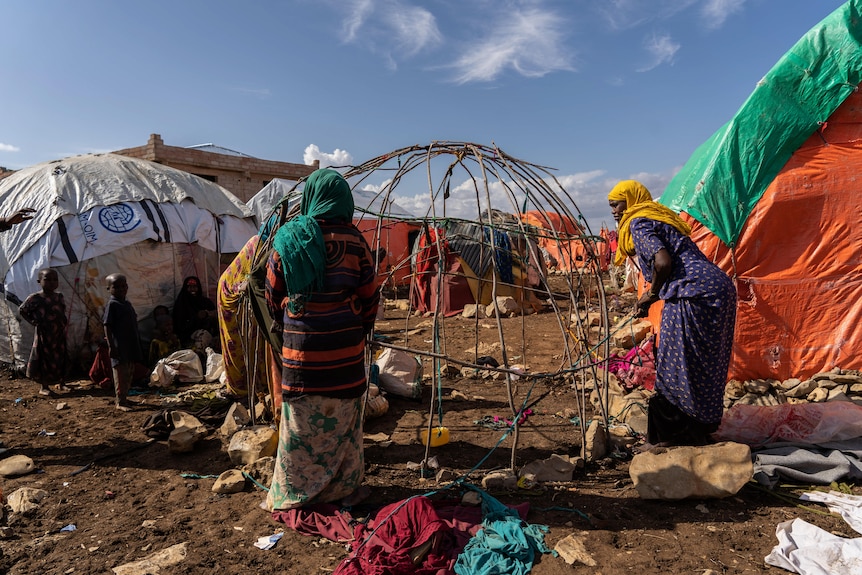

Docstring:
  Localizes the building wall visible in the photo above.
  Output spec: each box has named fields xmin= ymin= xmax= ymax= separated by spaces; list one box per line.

xmin=113 ymin=134 xmax=318 ymax=202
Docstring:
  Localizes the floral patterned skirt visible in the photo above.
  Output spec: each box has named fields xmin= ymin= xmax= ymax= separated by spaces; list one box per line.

xmin=266 ymin=394 xmax=364 ymax=511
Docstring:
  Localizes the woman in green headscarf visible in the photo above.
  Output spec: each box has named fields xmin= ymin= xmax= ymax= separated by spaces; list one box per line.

xmin=265 ymin=169 xmax=380 ymax=510
xmin=608 ymin=180 xmax=736 ymax=450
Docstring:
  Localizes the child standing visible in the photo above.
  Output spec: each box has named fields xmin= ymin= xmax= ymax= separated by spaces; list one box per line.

xmin=19 ymin=268 xmax=68 ymax=396
xmin=102 ymin=273 xmax=143 ymax=411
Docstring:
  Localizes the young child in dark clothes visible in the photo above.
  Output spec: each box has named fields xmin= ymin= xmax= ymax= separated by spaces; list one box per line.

xmin=102 ymin=273 xmax=143 ymax=411
xmin=19 ymin=268 xmax=68 ymax=396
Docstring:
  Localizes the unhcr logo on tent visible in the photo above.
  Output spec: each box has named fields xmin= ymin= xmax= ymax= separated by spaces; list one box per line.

xmin=99 ymin=203 xmax=140 ymax=233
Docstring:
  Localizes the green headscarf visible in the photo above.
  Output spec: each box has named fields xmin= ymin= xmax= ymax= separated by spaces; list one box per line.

xmin=272 ymin=169 xmax=354 ymax=309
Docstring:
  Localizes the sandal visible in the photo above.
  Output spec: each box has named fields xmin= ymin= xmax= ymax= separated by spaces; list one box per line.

xmin=38 ymin=388 xmax=54 ymax=397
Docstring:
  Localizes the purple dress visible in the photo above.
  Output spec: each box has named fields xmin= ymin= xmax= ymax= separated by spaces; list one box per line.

xmin=630 ymin=218 xmax=736 ymax=430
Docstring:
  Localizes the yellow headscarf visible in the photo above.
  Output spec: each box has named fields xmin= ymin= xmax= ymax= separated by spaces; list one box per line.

xmin=608 ymin=180 xmax=691 ymax=266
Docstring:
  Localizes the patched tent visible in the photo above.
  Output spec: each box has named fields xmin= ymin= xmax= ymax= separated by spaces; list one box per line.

xmin=0 ymin=153 xmax=257 ymax=369
xmin=659 ymin=0 xmax=862 ymax=381
xmin=411 ymin=211 xmax=547 ymax=317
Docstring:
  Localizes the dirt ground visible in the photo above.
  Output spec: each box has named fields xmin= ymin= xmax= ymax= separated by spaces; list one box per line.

xmin=0 ymin=287 xmax=854 ymax=575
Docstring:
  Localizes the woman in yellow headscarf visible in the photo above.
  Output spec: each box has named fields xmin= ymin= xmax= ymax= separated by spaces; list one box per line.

xmin=608 ymin=180 xmax=736 ymax=449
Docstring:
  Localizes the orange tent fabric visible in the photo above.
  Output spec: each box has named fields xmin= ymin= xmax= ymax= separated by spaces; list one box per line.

xmin=520 ymin=211 xmax=590 ymax=272
xmin=685 ymin=89 xmax=862 ymax=381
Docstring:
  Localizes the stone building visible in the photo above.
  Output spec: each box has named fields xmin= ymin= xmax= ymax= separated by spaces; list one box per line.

xmin=113 ymin=133 xmax=318 ymax=202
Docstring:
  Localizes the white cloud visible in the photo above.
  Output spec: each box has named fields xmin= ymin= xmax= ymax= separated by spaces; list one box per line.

xmin=701 ymin=0 xmax=746 ymax=29
xmin=636 ymin=32 xmax=680 ymax=72
xmin=339 ymin=0 xmax=441 ymax=66
xmin=0 ymin=143 xmax=20 ymax=153
xmin=599 ymin=0 xmax=698 ymax=30
xmin=303 ymin=144 xmax=354 ymax=168
xmin=450 ymin=8 xmax=573 ymax=84
xmin=230 ymin=86 xmax=272 ymax=99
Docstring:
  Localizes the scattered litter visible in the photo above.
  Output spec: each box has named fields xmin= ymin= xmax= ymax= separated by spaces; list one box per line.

xmin=60 ymin=524 xmax=76 ymax=532
xmin=180 ymin=473 xmax=219 ymax=479
xmin=104 ymin=491 xmax=115 ymax=499
xmin=254 ymin=532 xmax=284 ymax=550
xmin=37 ymin=430 xmax=56 ymax=437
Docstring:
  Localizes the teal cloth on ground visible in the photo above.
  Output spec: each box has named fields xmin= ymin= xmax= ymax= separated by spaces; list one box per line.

xmin=454 ymin=484 xmax=555 ymax=575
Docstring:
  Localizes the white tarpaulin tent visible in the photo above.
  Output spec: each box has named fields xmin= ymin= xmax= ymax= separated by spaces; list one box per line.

xmin=0 ymin=153 xmax=258 ymax=369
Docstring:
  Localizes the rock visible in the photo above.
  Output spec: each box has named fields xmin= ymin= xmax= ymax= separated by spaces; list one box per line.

xmin=6 ymin=487 xmax=48 ymax=514
xmin=219 ymin=402 xmax=251 ymax=437
xmin=485 ymin=296 xmax=520 ymax=318
xmin=212 ymin=469 xmax=247 ymax=494
xmin=481 ymin=469 xmax=518 ymax=491
xmin=0 ymin=454 xmax=35 ymax=477
xmin=784 ymin=379 xmax=818 ymax=398
xmin=461 ymin=304 xmax=485 ymax=318
xmin=743 ymin=379 xmax=773 ymax=394
xmin=111 ymin=542 xmax=188 ymax=575
xmin=629 ymin=442 xmax=752 ymax=500
xmin=807 ymin=387 xmax=829 ymax=403
xmin=724 ymin=379 xmax=746 ymax=399
xmin=242 ymin=456 xmax=275 ymax=488
xmin=777 ymin=378 xmax=802 ymax=391
xmin=518 ymin=453 xmax=575 ymax=482
xmin=227 ymin=425 xmax=278 ymax=465
xmin=554 ymin=533 xmax=597 ymax=566
xmin=461 ymin=490 xmax=482 ymax=506
xmin=168 ymin=412 xmax=208 ymax=453
xmin=583 ymin=419 xmax=608 ymax=461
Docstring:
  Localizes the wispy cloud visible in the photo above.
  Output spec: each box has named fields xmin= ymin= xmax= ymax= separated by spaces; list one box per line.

xmin=339 ymin=0 xmax=442 ymax=68
xmin=230 ymin=86 xmax=272 ymax=99
xmin=598 ymin=0 xmax=698 ymax=31
xmin=0 ymin=143 xmax=20 ymax=153
xmin=449 ymin=8 xmax=573 ymax=84
xmin=701 ymin=0 xmax=746 ymax=29
xmin=304 ymin=144 xmax=354 ymax=168
xmin=637 ymin=32 xmax=680 ymax=72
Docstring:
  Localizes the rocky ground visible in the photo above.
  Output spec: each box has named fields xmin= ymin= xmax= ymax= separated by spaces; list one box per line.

xmin=0 ymin=285 xmax=856 ymax=575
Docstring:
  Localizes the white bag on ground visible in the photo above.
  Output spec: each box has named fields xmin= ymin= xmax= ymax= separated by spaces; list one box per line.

xmin=205 ymin=347 xmax=225 ymax=382
xmin=375 ymin=348 xmax=423 ymax=399
xmin=150 ymin=349 xmax=204 ymax=388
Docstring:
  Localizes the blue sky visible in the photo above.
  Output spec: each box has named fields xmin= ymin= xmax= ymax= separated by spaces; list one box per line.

xmin=0 ymin=0 xmax=849 ymax=232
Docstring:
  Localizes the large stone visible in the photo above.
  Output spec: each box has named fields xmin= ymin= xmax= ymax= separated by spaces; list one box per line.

xmin=112 ymin=542 xmax=188 ymax=575
xmin=518 ymin=453 xmax=575 ymax=483
xmin=242 ymin=456 xmax=276 ymax=488
xmin=481 ymin=469 xmax=518 ymax=491
xmin=227 ymin=425 xmax=278 ymax=465
xmin=212 ymin=469 xmax=247 ymax=494
xmin=6 ymin=487 xmax=47 ymax=514
xmin=168 ymin=412 xmax=208 ymax=454
xmin=485 ymin=296 xmax=520 ymax=318
xmin=629 ymin=442 xmax=752 ymax=500
xmin=0 ymin=455 xmax=35 ymax=477
xmin=554 ymin=532 xmax=597 ymax=566
xmin=583 ymin=419 xmax=608 ymax=461
xmin=219 ymin=402 xmax=251 ymax=438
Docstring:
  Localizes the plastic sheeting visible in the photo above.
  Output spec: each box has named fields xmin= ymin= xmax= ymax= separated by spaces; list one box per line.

xmin=651 ymin=1 xmax=862 ymax=380
xmin=0 ymin=153 xmax=258 ymax=368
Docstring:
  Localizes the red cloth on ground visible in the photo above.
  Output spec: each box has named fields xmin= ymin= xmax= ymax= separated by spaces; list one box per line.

xmin=271 ymin=496 xmax=531 ymax=575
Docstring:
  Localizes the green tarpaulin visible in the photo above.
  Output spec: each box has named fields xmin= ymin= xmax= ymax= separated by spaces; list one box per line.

xmin=660 ymin=0 xmax=862 ymax=247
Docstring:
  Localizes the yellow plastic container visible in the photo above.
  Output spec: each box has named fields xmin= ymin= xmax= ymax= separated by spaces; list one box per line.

xmin=420 ymin=426 xmax=450 ymax=447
